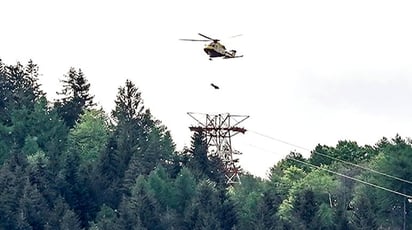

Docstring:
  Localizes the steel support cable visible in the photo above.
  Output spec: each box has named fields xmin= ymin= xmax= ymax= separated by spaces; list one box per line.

xmin=246 ymin=141 xmax=412 ymax=199
xmin=248 ymin=130 xmax=412 ymax=186
xmin=288 ymin=157 xmax=412 ymax=199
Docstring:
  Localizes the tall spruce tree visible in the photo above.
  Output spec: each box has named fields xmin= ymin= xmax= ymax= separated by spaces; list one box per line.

xmin=55 ymin=67 xmax=94 ymax=128
xmin=0 ymin=60 xmax=44 ymax=124
xmin=187 ymin=131 xmax=209 ymax=180
xmin=111 ymin=79 xmax=146 ymax=175
xmin=118 ymin=175 xmax=160 ymax=229
xmin=0 ymin=60 xmax=46 ymax=163
xmin=185 ymin=180 xmax=222 ymax=230
xmin=0 ymin=150 xmax=28 ymax=229
xmin=111 ymin=79 xmax=175 ymax=182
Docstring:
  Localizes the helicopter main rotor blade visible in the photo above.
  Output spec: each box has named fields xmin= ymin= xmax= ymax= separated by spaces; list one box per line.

xmin=179 ymin=38 xmax=210 ymax=42
xmin=198 ymin=33 xmax=216 ymax=41
xmin=229 ymin=34 xmax=243 ymax=38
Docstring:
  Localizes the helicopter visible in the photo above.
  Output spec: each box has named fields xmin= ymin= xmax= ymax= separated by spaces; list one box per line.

xmin=180 ymin=33 xmax=243 ymax=60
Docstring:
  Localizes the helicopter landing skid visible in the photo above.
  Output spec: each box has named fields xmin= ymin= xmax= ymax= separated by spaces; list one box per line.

xmin=223 ymin=55 xmax=243 ymax=59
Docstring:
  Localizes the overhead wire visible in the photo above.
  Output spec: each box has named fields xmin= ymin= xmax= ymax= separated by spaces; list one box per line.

xmin=245 ymin=130 xmax=412 ymax=199
xmin=288 ymin=157 xmax=412 ymax=199
xmin=249 ymin=130 xmax=412 ymax=185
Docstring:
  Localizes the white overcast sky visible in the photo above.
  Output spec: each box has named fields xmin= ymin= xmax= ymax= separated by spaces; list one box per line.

xmin=2 ymin=0 xmax=412 ymax=178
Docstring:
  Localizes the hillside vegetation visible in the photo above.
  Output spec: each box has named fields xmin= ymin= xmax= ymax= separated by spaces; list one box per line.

xmin=1 ymin=59 xmax=411 ymax=229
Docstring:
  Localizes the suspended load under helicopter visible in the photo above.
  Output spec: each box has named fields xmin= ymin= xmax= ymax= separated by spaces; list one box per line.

xmin=180 ymin=33 xmax=243 ymax=60
xmin=211 ymin=83 xmax=220 ymax=89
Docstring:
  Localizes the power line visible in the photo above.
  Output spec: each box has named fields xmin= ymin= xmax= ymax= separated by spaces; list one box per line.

xmin=249 ymin=130 xmax=412 ymax=186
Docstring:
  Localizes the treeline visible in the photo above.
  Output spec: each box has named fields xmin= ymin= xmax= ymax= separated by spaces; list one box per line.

xmin=1 ymin=59 xmax=412 ymax=229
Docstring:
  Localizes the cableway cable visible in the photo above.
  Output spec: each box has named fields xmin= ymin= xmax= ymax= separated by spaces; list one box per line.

xmin=249 ymin=130 xmax=412 ymax=186
xmin=246 ymin=130 xmax=412 ymax=199
xmin=288 ymin=157 xmax=412 ymax=199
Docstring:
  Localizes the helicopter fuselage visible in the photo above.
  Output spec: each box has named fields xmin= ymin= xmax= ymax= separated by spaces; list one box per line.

xmin=204 ymin=42 xmax=226 ymax=57
xmin=180 ymin=33 xmax=242 ymax=59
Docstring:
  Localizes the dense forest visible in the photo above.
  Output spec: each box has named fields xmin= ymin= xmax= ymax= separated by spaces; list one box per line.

xmin=1 ymin=59 xmax=412 ymax=229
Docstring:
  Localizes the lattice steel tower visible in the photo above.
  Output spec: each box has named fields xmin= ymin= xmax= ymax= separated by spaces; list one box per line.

xmin=188 ymin=112 xmax=249 ymax=184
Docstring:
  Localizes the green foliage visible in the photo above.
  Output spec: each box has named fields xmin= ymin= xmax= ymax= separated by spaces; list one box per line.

xmin=46 ymin=197 xmax=82 ymax=230
xmin=173 ymin=167 xmax=197 ymax=214
xmin=310 ymin=140 xmax=378 ymax=166
xmin=89 ymin=204 xmax=121 ymax=230
xmin=348 ymin=183 xmax=379 ymax=229
xmin=185 ymin=180 xmax=221 ymax=230
xmin=147 ymin=166 xmax=173 ymax=210
xmin=111 ymin=79 xmax=144 ymax=124
xmin=119 ymin=175 xmax=159 ymax=229
xmin=355 ymin=135 xmax=412 ymax=229
xmin=110 ymin=80 xmax=172 ymax=177
xmin=55 ymin=67 xmax=95 ymax=128
xmin=187 ymin=131 xmax=209 ymax=179
xmin=0 ymin=60 xmax=60 ymax=165
xmin=2 ymin=59 xmax=412 ymax=229
xmin=18 ymin=178 xmax=50 ymax=229
xmin=231 ymin=174 xmax=266 ymax=229
xmin=0 ymin=60 xmax=44 ymax=125
xmin=275 ymin=165 xmax=343 ymax=229
xmin=68 ymin=109 xmax=109 ymax=163
xmin=0 ymin=151 xmax=28 ymax=229
xmin=186 ymin=131 xmax=227 ymax=187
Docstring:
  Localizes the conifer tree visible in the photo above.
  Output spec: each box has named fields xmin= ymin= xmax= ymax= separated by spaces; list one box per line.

xmin=111 ymin=79 xmax=175 ymax=184
xmin=18 ymin=178 xmax=50 ymax=229
xmin=89 ymin=204 xmax=122 ymax=230
xmin=185 ymin=180 xmax=221 ymax=230
xmin=173 ymin=167 xmax=196 ymax=223
xmin=55 ymin=67 xmax=94 ymax=128
xmin=119 ymin=175 xmax=159 ymax=229
xmin=187 ymin=131 xmax=209 ymax=180
xmin=57 ymin=148 xmax=96 ymax=227
xmin=0 ymin=60 xmax=44 ymax=123
xmin=0 ymin=60 xmax=48 ymax=163
xmin=0 ymin=150 xmax=28 ymax=229
xmin=111 ymin=79 xmax=146 ymax=175
xmin=94 ymin=136 xmax=123 ymax=208
xmin=46 ymin=196 xmax=82 ymax=230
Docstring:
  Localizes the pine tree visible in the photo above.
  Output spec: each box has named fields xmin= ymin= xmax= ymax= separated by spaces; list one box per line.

xmin=111 ymin=79 xmax=146 ymax=176
xmin=0 ymin=60 xmax=44 ymax=123
xmin=94 ymin=136 xmax=123 ymax=208
xmin=0 ymin=151 xmax=28 ymax=229
xmin=112 ymin=80 xmax=175 ymax=194
xmin=185 ymin=180 xmax=221 ymax=230
xmin=187 ymin=131 xmax=209 ymax=180
xmin=173 ymin=167 xmax=196 ymax=214
xmin=118 ymin=175 xmax=159 ymax=229
xmin=18 ymin=178 xmax=50 ymax=229
xmin=90 ymin=204 xmax=122 ymax=230
xmin=55 ymin=67 xmax=95 ymax=128
xmin=0 ymin=60 xmax=47 ymax=163
xmin=57 ymin=148 xmax=96 ymax=227
xmin=26 ymin=151 xmax=58 ymax=207
xmin=46 ymin=196 xmax=82 ymax=230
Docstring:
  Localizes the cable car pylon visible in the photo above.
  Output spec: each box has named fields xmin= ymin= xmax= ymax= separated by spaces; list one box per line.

xmin=188 ymin=112 xmax=249 ymax=185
